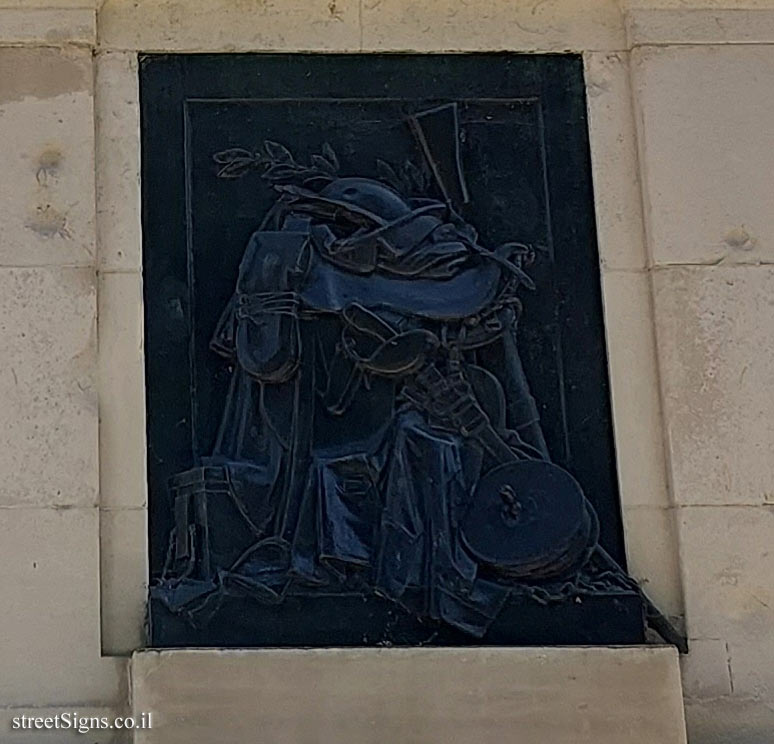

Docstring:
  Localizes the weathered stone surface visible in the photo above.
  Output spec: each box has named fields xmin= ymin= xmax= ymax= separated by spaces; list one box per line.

xmin=622 ymin=506 xmax=683 ymax=619
xmin=100 ymin=508 xmax=147 ymax=656
xmin=0 ymin=508 xmax=126 ymax=706
xmin=360 ymin=0 xmax=626 ymax=52
xmin=653 ymin=266 xmax=774 ymax=506
xmin=680 ymin=638 xmax=733 ymax=700
xmin=98 ymin=271 xmax=146 ymax=510
xmin=678 ymin=505 xmax=774 ymax=645
xmin=132 ymin=647 xmax=686 ymax=744
xmin=584 ymin=52 xmax=648 ymax=271
xmin=624 ymin=0 xmax=774 ymax=6
xmin=98 ymin=0 xmax=361 ymax=52
xmin=600 ymin=268 xmax=682 ymax=618
xmin=627 ymin=8 xmax=774 ymax=46
xmin=633 ymin=45 xmax=774 ymax=266
xmin=96 ymin=52 xmax=141 ymax=272
xmin=726 ymin=630 xmax=774 ymax=700
xmin=0 ymin=8 xmax=96 ymax=44
xmin=685 ymin=697 xmax=774 ymax=744
xmin=679 ymin=504 xmax=774 ymax=701
xmin=0 ymin=0 xmax=96 ymax=7
xmin=0 ymin=267 xmax=98 ymax=507
xmin=0 ymin=48 xmax=95 ymax=267
xmin=601 ymin=270 xmax=670 ymax=509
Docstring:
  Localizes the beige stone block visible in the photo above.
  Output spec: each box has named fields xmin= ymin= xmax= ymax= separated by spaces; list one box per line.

xmin=96 ymin=52 xmax=141 ymax=272
xmin=98 ymin=271 xmax=146 ymax=509
xmin=98 ymin=0 xmax=361 ymax=52
xmin=0 ymin=707 xmax=130 ymax=744
xmin=584 ymin=53 xmax=648 ymax=271
xmin=0 ymin=0 xmax=96 ymax=7
xmin=627 ymin=8 xmax=774 ymax=46
xmin=622 ymin=506 xmax=683 ymax=619
xmin=623 ymin=0 xmax=774 ymax=6
xmin=653 ymin=266 xmax=774 ymax=505
xmin=100 ymin=508 xmax=147 ymax=655
xmin=0 ymin=267 xmax=98 ymax=507
xmin=601 ymin=270 xmax=669 ymax=508
xmin=685 ymin=697 xmax=774 ymax=744
xmin=0 ymin=8 xmax=96 ymax=44
xmin=632 ymin=45 xmax=774 ymax=266
xmin=0 ymin=47 xmax=95 ymax=267
xmin=726 ymin=635 xmax=774 ymax=700
xmin=0 ymin=508 xmax=127 ymax=706
xmin=132 ymin=647 xmax=687 ymax=744
xmin=680 ymin=638 xmax=732 ymax=700
xmin=360 ymin=0 xmax=626 ymax=52
xmin=678 ymin=505 xmax=774 ymax=641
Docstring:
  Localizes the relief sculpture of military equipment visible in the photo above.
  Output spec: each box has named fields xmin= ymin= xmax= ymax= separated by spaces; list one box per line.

xmin=141 ymin=54 xmax=686 ymax=649
xmin=150 ymin=100 xmax=681 ymax=648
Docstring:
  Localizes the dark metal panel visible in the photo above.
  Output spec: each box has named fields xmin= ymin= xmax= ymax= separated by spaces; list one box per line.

xmin=140 ymin=53 xmax=644 ymax=648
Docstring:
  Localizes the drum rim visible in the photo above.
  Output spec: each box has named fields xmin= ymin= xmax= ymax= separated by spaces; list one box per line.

xmin=460 ymin=460 xmax=595 ymax=577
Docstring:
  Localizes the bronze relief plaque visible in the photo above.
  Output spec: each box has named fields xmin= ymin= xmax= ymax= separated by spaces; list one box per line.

xmin=140 ymin=54 xmax=668 ymax=648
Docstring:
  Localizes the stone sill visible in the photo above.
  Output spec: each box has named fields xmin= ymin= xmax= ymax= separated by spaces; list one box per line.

xmin=131 ymin=646 xmax=687 ymax=744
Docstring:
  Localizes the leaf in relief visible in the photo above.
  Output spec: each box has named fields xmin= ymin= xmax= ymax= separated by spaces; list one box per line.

xmin=311 ymin=154 xmax=336 ymax=175
xmin=217 ymin=160 xmax=255 ymax=178
xmin=264 ymin=141 xmax=294 ymax=164
xmin=376 ymin=159 xmax=403 ymax=192
xmin=321 ymin=142 xmax=339 ymax=171
xmin=403 ymin=159 xmax=424 ymax=193
xmin=212 ymin=148 xmax=255 ymax=165
xmin=263 ymin=163 xmax=301 ymax=181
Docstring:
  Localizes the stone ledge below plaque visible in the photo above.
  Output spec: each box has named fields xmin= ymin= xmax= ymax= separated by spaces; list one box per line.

xmin=131 ymin=646 xmax=687 ymax=744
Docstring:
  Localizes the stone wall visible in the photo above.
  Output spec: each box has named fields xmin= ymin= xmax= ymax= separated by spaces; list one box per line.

xmin=0 ymin=21 xmax=130 ymax=744
xmin=631 ymin=39 xmax=774 ymax=741
xmin=0 ymin=1 xmax=772 ymax=742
